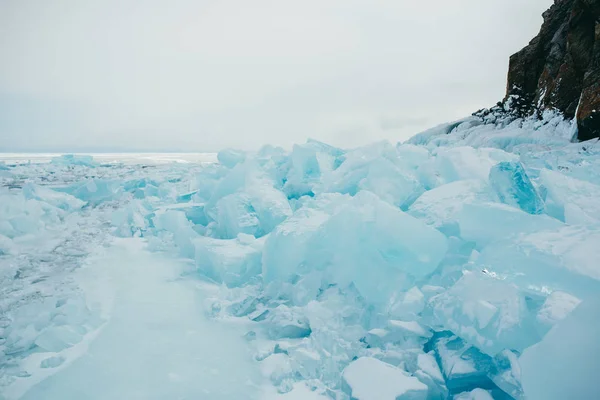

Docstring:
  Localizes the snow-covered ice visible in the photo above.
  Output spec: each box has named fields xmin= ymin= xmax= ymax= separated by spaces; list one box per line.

xmin=16 ymin=239 xmax=260 ymax=400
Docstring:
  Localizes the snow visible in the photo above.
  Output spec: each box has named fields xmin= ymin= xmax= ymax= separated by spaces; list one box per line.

xmin=342 ymin=357 xmax=428 ymax=400
xmin=1 ymin=109 xmax=600 ymax=399
xmin=536 ymin=291 xmax=581 ymax=329
xmin=539 ymin=168 xmax=600 ymax=224
xmin=16 ymin=239 xmax=260 ymax=400
xmin=453 ymin=388 xmax=494 ymax=400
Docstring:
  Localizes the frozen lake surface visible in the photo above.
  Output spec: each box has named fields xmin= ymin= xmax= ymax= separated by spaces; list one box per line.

xmin=18 ymin=239 xmax=260 ymax=400
xmin=0 ymin=153 xmax=218 ymax=165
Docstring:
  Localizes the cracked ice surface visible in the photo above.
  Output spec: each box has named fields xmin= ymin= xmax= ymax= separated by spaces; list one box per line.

xmin=1 ymin=113 xmax=600 ymax=400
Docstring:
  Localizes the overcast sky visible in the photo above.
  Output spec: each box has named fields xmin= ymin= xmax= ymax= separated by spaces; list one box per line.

xmin=0 ymin=0 xmax=552 ymax=152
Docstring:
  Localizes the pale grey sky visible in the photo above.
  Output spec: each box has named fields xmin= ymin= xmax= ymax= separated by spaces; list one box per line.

xmin=0 ymin=0 xmax=552 ymax=152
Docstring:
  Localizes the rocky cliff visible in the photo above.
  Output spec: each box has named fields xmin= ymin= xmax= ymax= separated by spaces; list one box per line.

xmin=483 ymin=0 xmax=600 ymax=141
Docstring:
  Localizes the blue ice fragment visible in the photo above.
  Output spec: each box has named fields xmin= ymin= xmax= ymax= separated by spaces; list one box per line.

xmin=177 ymin=190 xmax=199 ymax=203
xmin=266 ymin=305 xmax=312 ymax=339
xmin=58 ymin=179 xmax=123 ymax=205
xmin=428 ymin=331 xmax=498 ymax=396
xmin=50 ymin=154 xmax=98 ymax=167
xmin=489 ymin=161 xmax=544 ymax=214
xmin=217 ymin=148 xmax=246 ymax=168
xmin=22 ymin=183 xmax=86 ymax=211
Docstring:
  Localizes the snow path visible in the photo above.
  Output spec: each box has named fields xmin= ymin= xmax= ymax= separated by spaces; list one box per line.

xmin=19 ymin=238 xmax=261 ymax=400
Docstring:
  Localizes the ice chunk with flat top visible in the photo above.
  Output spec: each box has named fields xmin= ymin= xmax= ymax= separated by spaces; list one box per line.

xmin=319 ymin=141 xmax=423 ymax=208
xmin=431 ymin=272 xmax=538 ymax=355
xmin=539 ymin=168 xmax=600 ymax=224
xmin=396 ymin=144 xmax=431 ymax=170
xmin=194 ymin=234 xmax=263 ymax=287
xmin=60 ymin=179 xmax=123 ymax=205
xmin=536 ymin=291 xmax=581 ymax=330
xmin=342 ymin=357 xmax=428 ymax=400
xmin=520 ymin=298 xmax=600 ymax=400
xmin=262 ymin=206 xmax=332 ymax=284
xmin=111 ymin=200 xmax=153 ymax=237
xmin=388 ymin=286 xmax=425 ymax=319
xmin=456 ymin=202 xmax=563 ymax=248
xmin=415 ymin=352 xmax=447 ymax=399
xmin=489 ymin=161 xmax=544 ymax=214
xmin=0 ymin=191 xmax=60 ymax=238
xmin=264 ymin=191 xmax=448 ymax=305
xmin=283 ymin=140 xmax=344 ymax=199
xmin=215 ymin=193 xmax=261 ymax=238
xmin=206 ymin=163 xmax=291 ymax=238
xmin=153 ymin=210 xmax=198 ymax=257
xmin=430 ymin=332 xmax=496 ymax=395
xmin=51 ymin=154 xmax=98 ymax=167
xmin=408 ymin=180 xmax=494 ymax=235
xmin=217 ymin=148 xmax=246 ymax=168
xmin=246 ymin=179 xmax=292 ymax=234
xmin=266 ymin=305 xmax=312 ymax=339
xmin=23 ymin=183 xmax=86 ymax=211
xmin=478 ymin=225 xmax=600 ymax=297
xmin=417 ymin=147 xmax=517 ymax=188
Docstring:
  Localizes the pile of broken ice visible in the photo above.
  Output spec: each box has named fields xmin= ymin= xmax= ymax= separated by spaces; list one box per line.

xmin=2 ymin=112 xmax=600 ymax=399
xmin=155 ymin=113 xmax=599 ymax=399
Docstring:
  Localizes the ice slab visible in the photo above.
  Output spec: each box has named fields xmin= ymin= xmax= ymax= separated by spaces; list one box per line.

xmin=264 ymin=191 xmax=448 ymax=305
xmin=318 ymin=141 xmax=423 ymax=208
xmin=217 ymin=148 xmax=246 ymax=168
xmin=283 ymin=140 xmax=344 ymax=199
xmin=23 ymin=184 xmax=86 ymax=211
xmin=520 ymin=298 xmax=600 ymax=400
xmin=455 ymin=202 xmax=563 ymax=248
xmin=51 ymin=154 xmax=98 ymax=167
xmin=59 ymin=179 xmax=123 ymax=205
xmin=342 ymin=357 xmax=428 ymax=400
xmin=408 ymin=179 xmax=494 ymax=236
xmin=539 ymin=168 xmax=600 ymax=224
xmin=194 ymin=234 xmax=263 ymax=287
xmin=153 ymin=210 xmax=198 ymax=257
xmin=416 ymin=147 xmax=517 ymax=188
xmin=431 ymin=272 xmax=538 ymax=355
xmin=429 ymin=332 xmax=497 ymax=395
xmin=488 ymin=161 xmax=544 ymax=214
xmin=478 ymin=225 xmax=600 ymax=297
xmin=535 ymin=291 xmax=581 ymax=330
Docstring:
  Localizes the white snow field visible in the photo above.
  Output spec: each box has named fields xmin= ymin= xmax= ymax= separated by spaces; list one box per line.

xmin=1 ymin=112 xmax=600 ymax=399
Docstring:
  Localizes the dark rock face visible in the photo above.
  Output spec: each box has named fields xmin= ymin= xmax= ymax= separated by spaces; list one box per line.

xmin=503 ymin=0 xmax=600 ymax=140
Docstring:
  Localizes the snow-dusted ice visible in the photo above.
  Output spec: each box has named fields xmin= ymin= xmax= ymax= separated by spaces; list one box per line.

xmin=1 ymin=112 xmax=600 ymax=400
